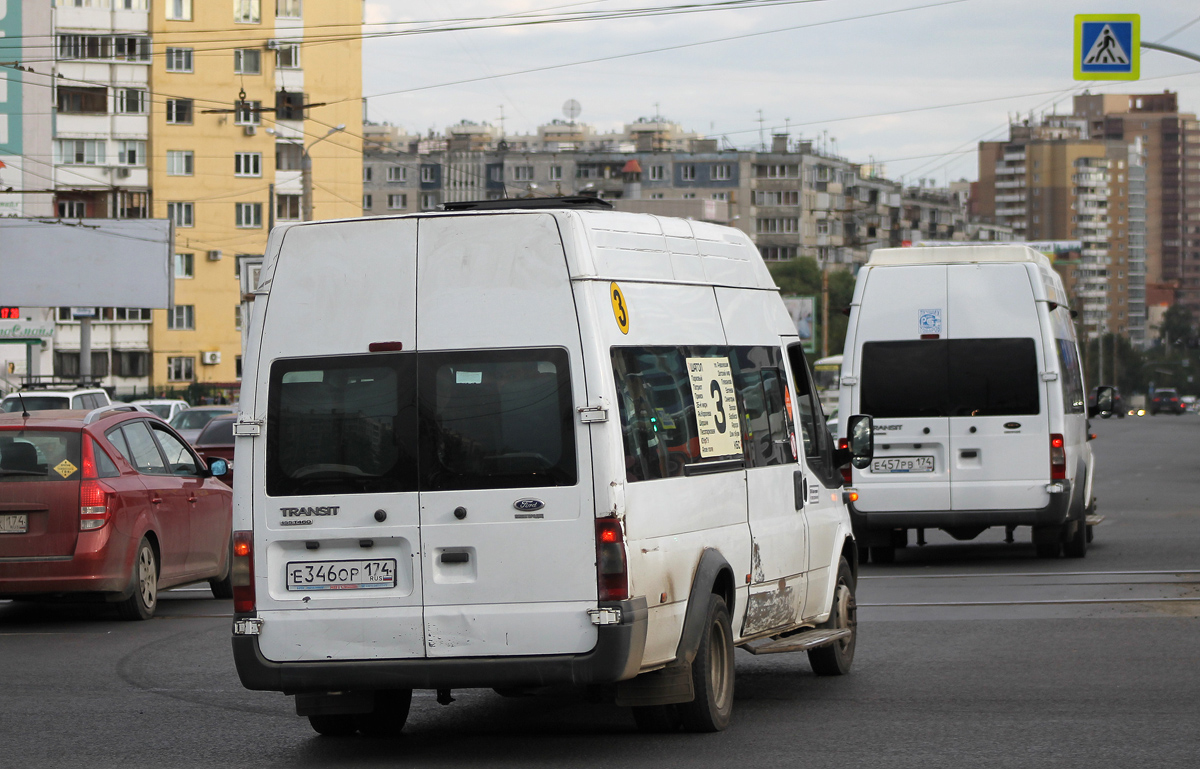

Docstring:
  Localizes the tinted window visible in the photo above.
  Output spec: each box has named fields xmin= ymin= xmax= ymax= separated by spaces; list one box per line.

xmin=120 ymin=421 xmax=169 ymax=474
xmin=195 ymin=418 xmax=235 ymax=446
xmin=170 ymin=409 xmax=233 ymax=430
xmin=731 ymin=347 xmax=795 ymax=468
xmin=861 ymin=339 xmax=1040 ymax=418
xmin=420 ymin=349 xmax=576 ymax=491
xmin=0 ymin=431 xmax=82 ymax=482
xmin=2 ymin=396 xmax=70 ymax=412
xmin=143 ymin=404 xmax=172 ymax=419
xmin=152 ymin=426 xmax=200 ymax=475
xmin=72 ymin=396 xmax=87 ymax=409
xmin=105 ymin=426 xmax=133 ymax=465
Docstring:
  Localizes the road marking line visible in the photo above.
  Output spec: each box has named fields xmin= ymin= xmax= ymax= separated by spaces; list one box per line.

xmin=861 ymin=597 xmax=1200 ymax=607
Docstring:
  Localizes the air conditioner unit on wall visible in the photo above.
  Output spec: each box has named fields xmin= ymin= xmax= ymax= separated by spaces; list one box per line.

xmin=207 ymin=250 xmax=222 ymax=261
xmin=115 ymin=167 xmax=131 ymax=178
xmin=202 ymin=351 xmax=222 ymax=365
xmin=243 ymin=125 xmax=257 ymax=136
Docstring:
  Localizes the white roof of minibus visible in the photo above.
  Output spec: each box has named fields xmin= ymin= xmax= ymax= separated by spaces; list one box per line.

xmin=867 ymin=245 xmax=1052 ymax=270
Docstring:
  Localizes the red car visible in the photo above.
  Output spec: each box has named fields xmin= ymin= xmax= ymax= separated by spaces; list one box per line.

xmin=194 ymin=414 xmax=236 ymax=488
xmin=0 ymin=405 xmax=233 ymax=619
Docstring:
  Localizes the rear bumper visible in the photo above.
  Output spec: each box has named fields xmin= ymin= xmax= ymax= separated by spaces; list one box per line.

xmin=0 ymin=528 xmax=133 ymax=598
xmin=232 ymin=597 xmax=649 ymax=694
xmin=848 ymin=480 xmax=1072 ymax=541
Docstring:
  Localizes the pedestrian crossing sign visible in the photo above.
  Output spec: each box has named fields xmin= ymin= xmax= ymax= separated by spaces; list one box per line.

xmin=1075 ymin=15 xmax=1139 ymax=80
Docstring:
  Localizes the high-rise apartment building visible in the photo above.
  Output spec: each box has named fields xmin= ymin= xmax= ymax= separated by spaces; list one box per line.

xmin=1074 ymin=92 xmax=1200 ymax=329
xmin=149 ymin=0 xmax=362 ymax=393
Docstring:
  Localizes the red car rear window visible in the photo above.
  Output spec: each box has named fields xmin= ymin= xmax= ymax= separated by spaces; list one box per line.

xmin=0 ymin=431 xmax=82 ymax=482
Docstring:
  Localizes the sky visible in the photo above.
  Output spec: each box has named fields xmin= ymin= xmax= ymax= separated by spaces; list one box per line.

xmin=357 ymin=0 xmax=1200 ymax=186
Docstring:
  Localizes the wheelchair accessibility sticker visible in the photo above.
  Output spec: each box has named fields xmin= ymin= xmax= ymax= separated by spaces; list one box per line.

xmin=918 ymin=308 xmax=942 ymax=335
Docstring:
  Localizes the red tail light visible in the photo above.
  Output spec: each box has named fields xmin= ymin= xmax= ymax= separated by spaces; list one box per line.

xmin=838 ymin=437 xmax=852 ymax=484
xmin=595 ymin=517 xmax=628 ymax=601
xmin=1050 ymin=433 xmax=1066 ymax=480
xmin=232 ymin=530 xmax=256 ymax=613
xmin=79 ymin=437 xmax=113 ymax=531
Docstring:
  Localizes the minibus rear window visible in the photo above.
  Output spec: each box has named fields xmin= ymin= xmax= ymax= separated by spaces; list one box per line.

xmin=861 ymin=338 xmax=1039 ymax=418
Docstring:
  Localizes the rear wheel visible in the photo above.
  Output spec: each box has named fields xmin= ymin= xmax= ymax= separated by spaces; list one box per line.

xmin=808 ymin=556 xmax=857 ymax=676
xmin=208 ymin=538 xmax=234 ymax=599
xmin=116 ymin=538 xmax=158 ymax=621
xmin=1035 ymin=541 xmax=1061 ymax=558
xmin=676 ymin=594 xmax=735 ymax=733
xmin=357 ymin=689 xmax=412 ymax=738
xmin=307 ymin=714 xmax=358 ymax=737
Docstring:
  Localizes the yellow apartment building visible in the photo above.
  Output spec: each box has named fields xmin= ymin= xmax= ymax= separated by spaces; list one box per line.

xmin=149 ymin=0 xmax=362 ymax=395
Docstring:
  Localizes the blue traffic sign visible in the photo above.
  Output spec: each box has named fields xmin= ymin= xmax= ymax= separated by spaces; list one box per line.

xmin=1075 ymin=15 xmax=1139 ymax=81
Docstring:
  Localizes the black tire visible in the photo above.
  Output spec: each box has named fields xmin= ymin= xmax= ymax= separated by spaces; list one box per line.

xmin=208 ymin=538 xmax=234 ymax=599
xmin=357 ymin=689 xmax=412 ymax=738
xmin=857 ymin=545 xmax=870 ymax=565
xmin=808 ymin=556 xmax=857 ymax=676
xmin=1086 ymin=524 xmax=1094 ymax=543
xmin=869 ymin=546 xmax=895 ymax=564
xmin=116 ymin=538 xmax=158 ymax=621
xmin=308 ymin=714 xmax=358 ymax=737
xmin=631 ymin=704 xmax=681 ymax=733
xmin=676 ymin=594 xmax=735 ymax=733
xmin=1035 ymin=541 xmax=1061 ymax=558
xmin=1063 ymin=519 xmax=1087 ymax=558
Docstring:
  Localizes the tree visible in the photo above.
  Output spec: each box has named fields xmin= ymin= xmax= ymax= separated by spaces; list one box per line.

xmin=768 ymin=257 xmax=856 ymax=359
xmin=1159 ymin=303 xmax=1197 ymax=349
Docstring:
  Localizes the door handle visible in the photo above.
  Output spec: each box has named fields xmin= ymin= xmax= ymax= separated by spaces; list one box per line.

xmin=187 ymin=496 xmax=198 ymax=504
xmin=794 ymin=470 xmax=806 ymax=510
xmin=150 ymin=497 xmax=163 ymax=505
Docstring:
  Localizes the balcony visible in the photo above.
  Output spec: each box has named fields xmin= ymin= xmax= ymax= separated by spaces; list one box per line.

xmin=995 ymin=180 xmax=1025 ymax=189
xmin=995 ymin=194 xmax=1026 ymax=203
xmin=995 ymin=165 xmax=1026 ymax=176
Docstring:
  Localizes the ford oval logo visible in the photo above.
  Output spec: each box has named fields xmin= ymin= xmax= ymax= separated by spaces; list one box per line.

xmin=513 ymin=498 xmax=545 ymax=512
xmin=1004 ymin=422 xmax=1021 ymax=430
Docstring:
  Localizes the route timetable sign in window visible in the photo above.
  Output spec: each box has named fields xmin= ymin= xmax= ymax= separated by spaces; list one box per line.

xmin=1074 ymin=15 xmax=1139 ymax=81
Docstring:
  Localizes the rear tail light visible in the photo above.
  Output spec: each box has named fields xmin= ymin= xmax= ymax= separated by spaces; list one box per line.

xmin=232 ymin=530 xmax=255 ymax=613
xmin=79 ymin=437 xmax=113 ymax=531
xmin=838 ymin=437 xmax=852 ymax=484
xmin=1050 ymin=433 xmax=1066 ymax=480
xmin=595 ymin=517 xmax=628 ymax=601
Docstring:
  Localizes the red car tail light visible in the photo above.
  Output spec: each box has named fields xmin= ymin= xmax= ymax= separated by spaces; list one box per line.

xmin=838 ymin=437 xmax=852 ymax=484
xmin=595 ymin=517 xmax=628 ymax=601
xmin=79 ymin=437 xmax=113 ymax=531
xmin=232 ymin=530 xmax=256 ymax=613
xmin=1050 ymin=433 xmax=1066 ymax=480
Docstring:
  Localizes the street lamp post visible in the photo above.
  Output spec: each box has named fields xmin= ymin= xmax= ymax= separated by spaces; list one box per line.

xmin=301 ymin=124 xmax=346 ymax=222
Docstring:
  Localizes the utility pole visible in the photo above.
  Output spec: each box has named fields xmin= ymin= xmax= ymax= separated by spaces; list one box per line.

xmin=821 ymin=260 xmax=829 ymax=357
xmin=302 ymin=124 xmax=346 ymax=221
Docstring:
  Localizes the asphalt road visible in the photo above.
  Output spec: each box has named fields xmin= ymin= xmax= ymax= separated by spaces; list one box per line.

xmin=2 ymin=414 xmax=1198 ymax=768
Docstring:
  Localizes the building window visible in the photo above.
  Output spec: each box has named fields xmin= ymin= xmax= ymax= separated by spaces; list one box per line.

xmin=276 ymin=143 xmax=302 ymax=170
xmin=682 ymin=193 xmax=696 ymax=199
xmin=421 ymin=193 xmax=438 ymax=210
xmin=363 ymin=166 xmax=373 ymax=182
xmin=166 ymin=0 xmax=192 ymax=20
xmin=166 ymin=150 xmax=194 ymax=176
xmin=58 ymin=35 xmax=107 ymax=60
xmin=168 ymin=305 xmax=195 ymax=330
xmin=54 ymin=351 xmax=110 ymax=379
xmin=712 ymin=192 xmax=729 ymax=201
xmin=756 ymin=218 xmax=799 ymax=234
xmin=549 ymin=165 xmax=563 ymax=181
xmin=116 ymin=140 xmax=145 ymax=166
xmin=277 ymin=0 xmax=302 ymax=18
xmin=753 ymin=191 xmax=799 ymax=206
xmin=387 ymin=166 xmax=407 ymax=182
xmin=759 ymin=246 xmax=797 ymax=261
xmin=236 ymin=202 xmax=263 ymax=228
xmin=712 ymin=164 xmax=732 ymax=181
xmin=276 ymin=195 xmax=301 ymax=221
xmin=234 ymin=100 xmax=262 ymax=125
xmin=649 ymin=192 xmax=664 ymax=200
xmin=489 ymin=166 xmax=503 ymax=182
xmin=234 ymin=0 xmax=261 ymax=23
xmin=167 ymin=202 xmax=194 ymax=228
xmin=234 ymin=49 xmax=261 ymax=75
xmin=112 ymin=351 xmax=149 ymax=378
xmin=680 ymin=165 xmax=696 ymax=181
xmin=116 ymin=88 xmax=147 ymax=114
xmin=387 ymin=194 xmax=407 ymax=210
xmin=276 ymin=44 xmax=301 ymax=69
xmin=649 ymin=165 xmax=665 ymax=181
xmin=117 ymin=192 xmax=148 ymax=219
xmin=235 ymin=305 xmax=243 ymax=330
xmin=275 ymin=90 xmax=304 ymax=120
xmin=513 ymin=166 xmax=534 ymax=181
xmin=756 ymin=164 xmax=798 ymax=179
xmin=167 ymin=356 xmax=195 ymax=382
xmin=165 ymin=47 xmax=193 ymax=72
xmin=362 ymin=194 xmax=373 ymax=209
xmin=55 ymin=140 xmax=105 ymax=165
xmin=58 ymin=200 xmax=87 ymax=218
xmin=165 ymin=98 xmax=193 ymax=124
xmin=57 ymin=86 xmax=107 ymax=114
xmin=421 ymin=166 xmax=436 ymax=183
xmin=234 ymin=152 xmax=262 ymax=177
xmin=175 ymin=253 xmax=194 ymax=279
xmin=112 ymin=37 xmax=150 ymax=61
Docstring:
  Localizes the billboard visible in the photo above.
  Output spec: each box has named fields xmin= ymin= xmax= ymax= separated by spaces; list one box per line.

xmin=783 ymin=295 xmax=817 ymax=353
xmin=0 ymin=218 xmax=173 ymax=307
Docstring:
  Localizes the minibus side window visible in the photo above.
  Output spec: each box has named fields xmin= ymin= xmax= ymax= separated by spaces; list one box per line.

xmin=730 ymin=346 xmax=795 ymax=468
xmin=1055 ymin=338 xmax=1085 ymax=414
xmin=784 ymin=345 xmax=822 ymax=459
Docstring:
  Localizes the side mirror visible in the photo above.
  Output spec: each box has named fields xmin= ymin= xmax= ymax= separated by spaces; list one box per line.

xmin=1091 ymin=385 xmax=1115 ymax=418
xmin=846 ymin=414 xmax=874 ymax=470
xmin=208 ymin=458 xmax=229 ymax=478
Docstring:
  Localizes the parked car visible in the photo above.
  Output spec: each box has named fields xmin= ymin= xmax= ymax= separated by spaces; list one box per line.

xmin=169 ymin=405 xmax=237 ymax=444
xmin=131 ymin=399 xmax=191 ymax=421
xmin=1150 ymin=388 xmax=1185 ymax=416
xmin=0 ymin=404 xmax=232 ymax=619
xmin=194 ymin=415 xmax=235 ymax=488
xmin=2 ymin=386 xmax=111 ymax=413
